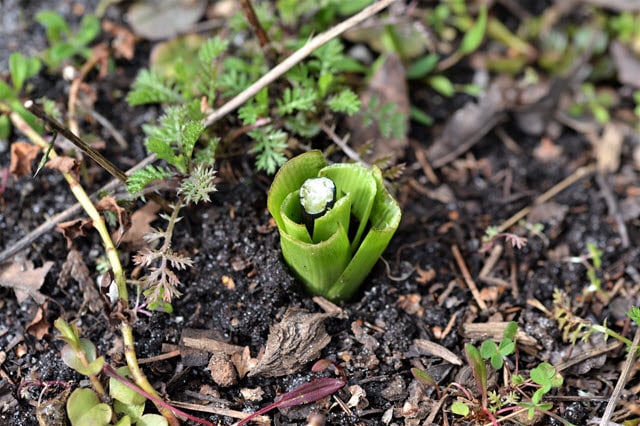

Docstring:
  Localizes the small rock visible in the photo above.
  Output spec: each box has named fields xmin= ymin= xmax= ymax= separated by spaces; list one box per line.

xmin=208 ymin=352 xmax=237 ymax=387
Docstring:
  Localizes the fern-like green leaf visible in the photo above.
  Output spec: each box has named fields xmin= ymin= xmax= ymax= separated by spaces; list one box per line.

xmin=180 ymin=120 xmax=205 ymax=162
xmin=277 ymin=86 xmax=317 ymax=115
xmin=177 ymin=164 xmax=217 ymax=204
xmin=249 ymin=127 xmax=288 ymax=174
xmin=127 ymin=69 xmax=183 ymax=106
xmin=126 ymin=165 xmax=171 ymax=195
xmin=327 ymin=89 xmax=361 ymax=115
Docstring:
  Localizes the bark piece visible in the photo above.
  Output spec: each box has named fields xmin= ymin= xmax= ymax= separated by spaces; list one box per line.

xmin=249 ymin=308 xmax=332 ymax=377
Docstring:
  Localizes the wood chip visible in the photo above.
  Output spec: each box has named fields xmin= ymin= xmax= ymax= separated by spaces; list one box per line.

xmin=461 ymin=322 xmax=538 ymax=347
xmin=411 ymin=339 xmax=463 ymax=365
xmin=248 ymin=308 xmax=332 ymax=377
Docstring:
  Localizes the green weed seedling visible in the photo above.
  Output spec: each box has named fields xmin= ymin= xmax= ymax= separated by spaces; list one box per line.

xmin=480 ymin=321 xmax=517 ymax=370
xmin=36 ymin=10 xmax=100 ymax=69
xmin=55 ymin=318 xmax=213 ymax=426
xmin=0 ymin=52 xmax=43 ymax=138
xmin=450 ymin=321 xmax=569 ymax=425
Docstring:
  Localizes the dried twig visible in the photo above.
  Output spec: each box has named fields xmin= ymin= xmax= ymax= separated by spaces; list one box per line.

xmin=202 ymin=0 xmax=399 ymax=127
xmin=495 ymin=164 xmax=596 ymax=233
xmin=451 ymin=244 xmax=489 ymax=312
xmin=599 ymin=329 xmax=640 ymax=425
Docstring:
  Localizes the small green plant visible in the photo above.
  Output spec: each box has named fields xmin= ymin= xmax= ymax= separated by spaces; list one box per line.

xmin=564 ymin=242 xmax=606 ymax=299
xmin=448 ymin=322 xmax=567 ymax=425
xmin=267 ymin=150 xmax=401 ymax=301
xmin=480 ymin=321 xmax=517 ymax=370
xmin=54 ymin=318 xmax=212 ymax=426
xmin=0 ymin=52 xmax=43 ymax=138
xmin=36 ymin=10 xmax=100 ymax=69
xmin=568 ymin=83 xmax=616 ymax=124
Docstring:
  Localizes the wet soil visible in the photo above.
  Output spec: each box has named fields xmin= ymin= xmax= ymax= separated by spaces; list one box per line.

xmin=2 ymin=1 xmax=640 ymax=426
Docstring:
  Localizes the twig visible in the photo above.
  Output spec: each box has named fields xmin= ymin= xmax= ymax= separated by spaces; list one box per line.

xmin=203 ymin=0 xmax=399 ymax=127
xmin=78 ymin=101 xmax=128 ymax=148
xmin=451 ymin=244 xmax=489 ymax=312
xmin=239 ymin=0 xmax=270 ymax=48
xmin=24 ymin=100 xmax=128 ymax=183
xmin=596 ymin=172 xmax=630 ymax=249
xmin=319 ymin=122 xmax=367 ymax=165
xmin=599 ymin=327 xmax=640 ymax=425
xmin=495 ymin=164 xmax=596 ymax=233
xmin=0 ymin=155 xmax=156 ymax=263
xmin=68 ymin=44 xmax=110 ymax=137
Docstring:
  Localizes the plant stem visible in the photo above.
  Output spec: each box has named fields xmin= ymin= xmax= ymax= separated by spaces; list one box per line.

xmin=9 ymin=110 xmax=178 ymax=425
xmin=103 ymin=364 xmax=214 ymax=426
xmin=120 ymin=324 xmax=179 ymax=425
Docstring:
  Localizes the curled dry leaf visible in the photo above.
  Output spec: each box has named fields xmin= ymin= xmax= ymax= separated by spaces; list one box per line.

xmin=45 ymin=156 xmax=80 ymax=177
xmin=112 ymin=201 xmax=159 ymax=249
xmin=56 ymin=218 xmax=94 ymax=248
xmin=0 ymin=260 xmax=53 ymax=304
xmin=96 ymin=196 xmax=131 ymax=238
xmin=248 ymin=309 xmax=332 ymax=378
xmin=58 ymin=249 xmax=103 ymax=313
xmin=102 ymin=20 xmax=136 ymax=60
xmin=26 ymin=303 xmax=50 ymax=340
xmin=9 ymin=141 xmax=40 ymax=177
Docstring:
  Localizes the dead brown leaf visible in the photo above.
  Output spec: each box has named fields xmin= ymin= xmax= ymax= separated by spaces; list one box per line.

xmin=248 ymin=308 xmax=332 ymax=378
xmin=96 ymin=196 xmax=131 ymax=238
xmin=232 ymin=346 xmax=258 ymax=379
xmin=590 ymin=122 xmax=624 ymax=173
xmin=45 ymin=156 xmax=80 ymax=177
xmin=58 ymin=249 xmax=103 ymax=313
xmin=103 ymin=20 xmax=136 ymax=59
xmin=26 ymin=303 xmax=50 ymax=340
xmin=56 ymin=218 xmax=94 ymax=248
xmin=533 ymin=137 xmax=563 ymax=163
xmin=10 ymin=141 xmax=40 ymax=177
xmin=427 ymin=77 xmax=515 ymax=168
xmin=113 ymin=201 xmax=159 ymax=249
xmin=347 ymin=53 xmax=409 ymax=163
xmin=0 ymin=260 xmax=53 ymax=304
xmin=612 ymin=41 xmax=640 ymax=90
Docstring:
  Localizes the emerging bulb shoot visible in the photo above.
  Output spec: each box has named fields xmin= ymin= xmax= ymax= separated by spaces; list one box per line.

xmin=300 ymin=177 xmax=336 ymax=216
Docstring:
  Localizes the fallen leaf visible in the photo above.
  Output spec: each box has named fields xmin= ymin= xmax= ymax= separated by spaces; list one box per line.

xmin=347 ymin=53 xmax=409 ymax=163
xmin=248 ymin=309 xmax=332 ymax=377
xmin=533 ymin=137 xmax=563 ymax=163
xmin=102 ymin=20 xmax=136 ymax=60
xmin=58 ymin=249 xmax=103 ymax=313
xmin=351 ymin=320 xmax=379 ymax=351
xmin=10 ymin=141 xmax=40 ymax=177
xmin=427 ymin=77 xmax=515 ymax=168
xmin=0 ymin=260 xmax=53 ymax=304
xmin=113 ymin=201 xmax=159 ymax=249
xmin=126 ymin=0 xmax=207 ymax=40
xmin=590 ymin=122 xmax=624 ymax=173
xmin=45 ymin=156 xmax=80 ymax=177
xmin=96 ymin=196 xmax=131 ymax=238
xmin=56 ymin=218 xmax=94 ymax=248
xmin=611 ymin=41 xmax=640 ymax=89
xmin=232 ymin=346 xmax=258 ymax=379
xmin=26 ymin=303 xmax=50 ymax=340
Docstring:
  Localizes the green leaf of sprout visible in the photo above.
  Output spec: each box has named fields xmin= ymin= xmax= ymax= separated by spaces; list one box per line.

xmin=67 ymin=388 xmax=112 ymax=426
xmin=451 ymin=401 xmax=470 ymax=416
xmin=267 ymin=151 xmax=401 ymax=301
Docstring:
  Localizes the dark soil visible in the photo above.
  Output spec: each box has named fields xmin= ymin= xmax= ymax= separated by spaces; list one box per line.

xmin=2 ymin=1 xmax=640 ymax=426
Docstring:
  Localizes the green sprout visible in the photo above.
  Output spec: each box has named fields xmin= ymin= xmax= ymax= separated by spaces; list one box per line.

xmin=267 ymin=150 xmax=401 ymax=301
